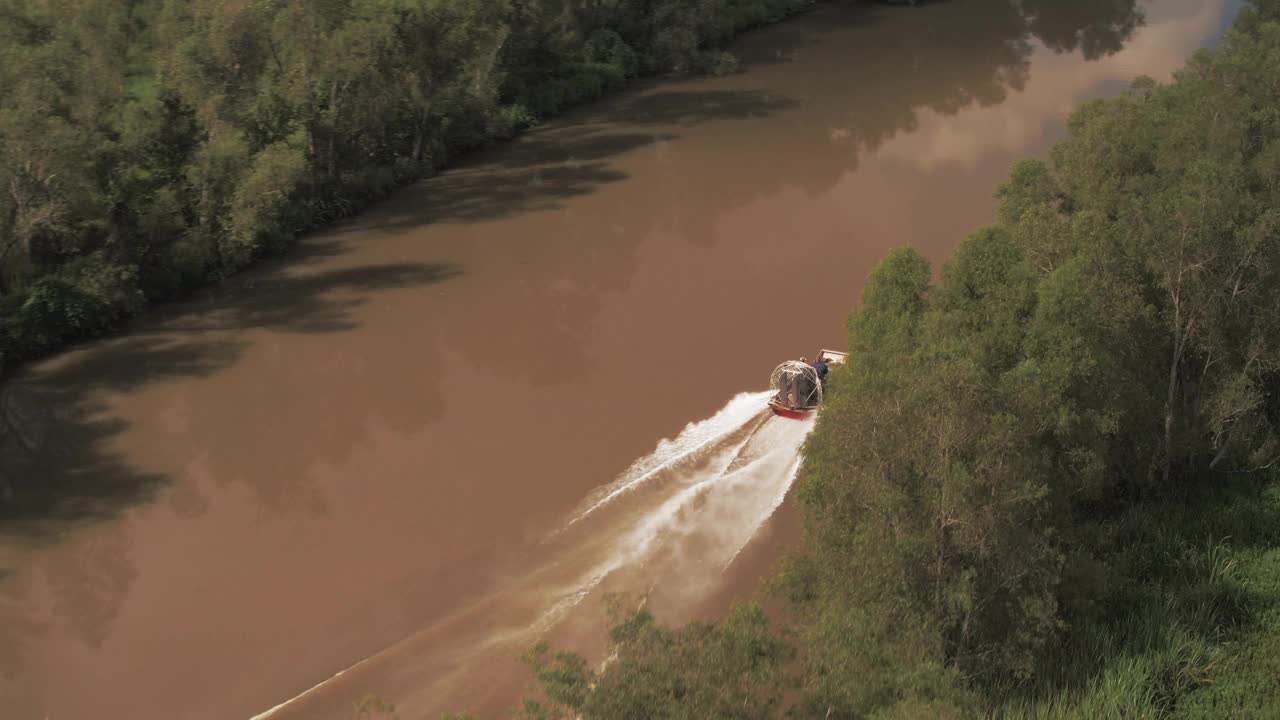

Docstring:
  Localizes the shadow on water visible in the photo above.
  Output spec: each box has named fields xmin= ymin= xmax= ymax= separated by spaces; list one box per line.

xmin=165 ymin=246 xmax=461 ymax=335
xmin=0 ymin=342 xmax=233 ymax=534
xmin=0 ymin=241 xmax=462 ymax=543
xmin=387 ymin=135 xmax=637 ymax=225
xmin=0 ymin=242 xmax=461 ymax=678
xmin=1020 ymin=0 xmax=1145 ymax=60
xmin=355 ymin=88 xmax=801 ymax=233
xmin=734 ymin=0 xmax=1144 ymax=70
xmin=730 ymin=0 xmax=888 ymax=68
xmin=598 ymin=89 xmax=801 ymax=126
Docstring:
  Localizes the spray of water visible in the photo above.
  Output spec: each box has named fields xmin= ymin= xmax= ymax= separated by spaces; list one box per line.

xmin=250 ymin=391 xmax=810 ymax=720
xmin=537 ymin=395 xmax=814 ymax=627
xmin=562 ymin=391 xmax=775 ymax=529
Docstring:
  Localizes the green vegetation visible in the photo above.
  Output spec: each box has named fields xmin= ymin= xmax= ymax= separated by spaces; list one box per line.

xmin=522 ymin=602 xmax=792 ymax=719
xmin=0 ymin=0 xmax=815 ymax=373
xmin=527 ymin=1 xmax=1280 ymax=717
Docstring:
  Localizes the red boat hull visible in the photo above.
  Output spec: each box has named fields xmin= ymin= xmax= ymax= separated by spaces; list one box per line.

xmin=768 ymin=399 xmax=816 ymax=420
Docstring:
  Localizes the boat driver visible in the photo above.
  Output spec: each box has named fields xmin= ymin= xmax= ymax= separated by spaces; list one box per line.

xmin=812 ymin=356 xmax=829 ymax=383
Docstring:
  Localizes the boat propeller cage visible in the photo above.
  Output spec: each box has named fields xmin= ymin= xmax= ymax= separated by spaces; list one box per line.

xmin=769 ymin=360 xmax=822 ymax=409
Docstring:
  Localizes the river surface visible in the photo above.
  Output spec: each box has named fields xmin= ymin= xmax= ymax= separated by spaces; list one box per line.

xmin=0 ymin=1 xmax=1243 ymax=718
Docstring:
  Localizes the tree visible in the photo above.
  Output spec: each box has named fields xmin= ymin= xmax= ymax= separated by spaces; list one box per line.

xmin=1028 ymin=23 xmax=1280 ymax=484
xmin=394 ymin=0 xmax=511 ymax=166
xmin=523 ymin=603 xmax=792 ymax=720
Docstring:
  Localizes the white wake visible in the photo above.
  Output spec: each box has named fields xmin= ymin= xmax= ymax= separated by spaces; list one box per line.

xmin=538 ymin=393 xmax=814 ymax=626
xmin=250 ymin=391 xmax=811 ymax=719
xmin=562 ymin=391 xmax=775 ymax=529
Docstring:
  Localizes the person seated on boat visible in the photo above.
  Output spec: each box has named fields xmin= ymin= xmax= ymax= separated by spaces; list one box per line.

xmin=813 ymin=357 xmax=829 ymax=383
xmin=771 ymin=358 xmax=804 ymax=408
xmin=796 ymin=369 xmax=818 ymax=408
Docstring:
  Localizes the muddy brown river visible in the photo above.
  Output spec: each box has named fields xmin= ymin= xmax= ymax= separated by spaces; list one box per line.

xmin=0 ymin=1 xmax=1242 ymax=718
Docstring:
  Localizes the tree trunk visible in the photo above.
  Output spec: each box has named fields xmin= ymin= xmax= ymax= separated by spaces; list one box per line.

xmin=411 ymin=99 xmax=432 ymax=165
xmin=5 ymin=175 xmax=30 ymax=262
xmin=411 ymin=130 xmax=423 ymax=165
xmin=1163 ymin=357 xmax=1178 ymax=484
xmin=327 ymin=79 xmax=339 ymax=180
xmin=1 ymin=181 xmax=24 ymax=269
xmin=1163 ymin=315 xmax=1193 ymax=484
xmin=327 ymin=131 xmax=336 ymax=180
xmin=935 ymin=516 xmax=946 ymax=615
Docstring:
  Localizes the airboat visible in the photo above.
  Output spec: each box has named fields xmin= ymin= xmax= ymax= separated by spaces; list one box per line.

xmin=768 ymin=349 xmax=847 ymax=420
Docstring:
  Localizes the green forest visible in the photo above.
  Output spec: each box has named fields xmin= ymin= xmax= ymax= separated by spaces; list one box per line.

xmin=518 ymin=2 xmax=1280 ymax=718
xmin=0 ymin=0 xmax=815 ymax=373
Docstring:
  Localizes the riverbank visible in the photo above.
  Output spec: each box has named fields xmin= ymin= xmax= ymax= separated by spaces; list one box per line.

xmin=0 ymin=0 xmax=816 ymax=384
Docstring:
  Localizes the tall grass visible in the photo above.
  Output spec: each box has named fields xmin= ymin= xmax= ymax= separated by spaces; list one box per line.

xmin=996 ymin=481 xmax=1280 ymax=720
